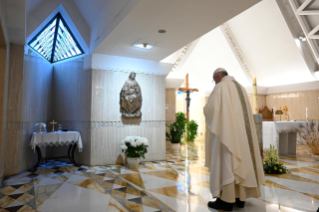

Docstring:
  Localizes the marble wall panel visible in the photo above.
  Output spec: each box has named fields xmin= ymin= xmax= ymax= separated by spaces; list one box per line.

xmin=91 ymin=70 xmax=165 ymax=121
xmin=189 ymin=95 xmax=207 ymax=141
xmin=248 ymin=94 xmax=267 ymax=113
xmin=4 ymin=44 xmax=24 ymax=176
xmin=0 ymin=19 xmax=8 ymax=183
xmin=19 ymin=54 xmax=53 ymax=173
xmin=4 ymin=50 xmax=54 ymax=176
xmin=90 ymin=126 xmax=166 ymax=165
xmin=165 ymin=89 xmax=176 ymax=124
xmin=266 ymin=90 xmax=319 ymax=122
xmin=53 ymin=59 xmax=92 ymax=165
xmin=90 ymin=70 xmax=166 ymax=165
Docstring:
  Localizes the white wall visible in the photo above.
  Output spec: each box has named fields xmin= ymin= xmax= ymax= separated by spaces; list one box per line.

xmin=90 ymin=70 xmax=166 ymax=165
xmin=53 ymin=59 xmax=92 ymax=165
xmin=90 ymin=54 xmax=172 ymax=76
xmin=20 ymin=53 xmax=53 ymax=172
xmin=227 ymin=0 xmax=314 ymax=87
xmin=180 ymin=27 xmax=250 ymax=96
xmin=53 ymin=56 xmax=167 ymax=165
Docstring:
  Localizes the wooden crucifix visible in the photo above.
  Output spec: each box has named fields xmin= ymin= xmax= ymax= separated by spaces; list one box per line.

xmin=178 ymin=74 xmax=198 ymax=122
xmin=50 ymin=119 xmax=57 ymax=132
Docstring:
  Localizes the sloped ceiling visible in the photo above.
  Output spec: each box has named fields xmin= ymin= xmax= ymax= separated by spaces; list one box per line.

xmin=26 ymin=0 xmax=262 ymax=61
xmin=179 ymin=28 xmax=251 ymax=95
xmin=26 ymin=0 xmax=44 ymax=16
xmin=172 ymin=0 xmax=316 ymax=94
xmin=94 ymin=0 xmax=262 ymax=61
xmin=226 ymin=0 xmax=314 ymax=87
xmin=73 ymin=0 xmax=140 ymax=53
xmin=26 ymin=0 xmax=141 ymax=54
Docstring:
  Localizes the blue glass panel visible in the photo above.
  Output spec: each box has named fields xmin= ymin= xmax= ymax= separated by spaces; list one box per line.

xmin=29 ymin=18 xmax=57 ymax=62
xmin=28 ymin=13 xmax=84 ymax=63
xmin=53 ymin=19 xmax=83 ymax=62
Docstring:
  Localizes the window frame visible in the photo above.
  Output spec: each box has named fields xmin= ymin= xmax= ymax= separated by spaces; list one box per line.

xmin=28 ymin=12 xmax=84 ymax=63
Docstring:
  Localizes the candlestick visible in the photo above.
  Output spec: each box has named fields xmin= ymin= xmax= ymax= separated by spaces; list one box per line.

xmin=252 ymin=77 xmax=258 ymax=114
xmin=306 ymin=107 xmax=309 ymax=121
xmin=273 ymin=107 xmax=276 ymax=121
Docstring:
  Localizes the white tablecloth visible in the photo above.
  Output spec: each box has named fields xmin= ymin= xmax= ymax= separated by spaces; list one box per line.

xmin=263 ymin=121 xmax=309 ymax=150
xmin=30 ymin=131 xmax=83 ymax=152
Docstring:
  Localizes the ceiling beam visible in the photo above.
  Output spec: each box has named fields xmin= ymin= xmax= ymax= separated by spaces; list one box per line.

xmin=308 ymin=25 xmax=319 ymax=37
xmin=288 ymin=0 xmax=319 ymax=65
xmin=298 ymin=10 xmax=319 ymax=15
xmin=219 ymin=23 xmax=255 ymax=84
xmin=309 ymin=35 xmax=319 ymax=39
xmin=297 ymin=0 xmax=312 ymax=13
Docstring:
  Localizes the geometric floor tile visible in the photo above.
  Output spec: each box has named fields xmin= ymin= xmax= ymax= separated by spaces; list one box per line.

xmin=119 ymin=173 xmax=145 ymax=189
xmin=34 ymin=178 xmax=62 ymax=187
xmin=5 ymin=200 xmax=24 ymax=208
xmin=140 ymin=174 xmax=182 ymax=190
xmin=66 ymin=174 xmax=89 ymax=182
xmin=35 ymin=183 xmax=63 ymax=207
xmin=1 ymin=142 xmax=318 ymax=212
xmin=142 ymin=169 xmax=183 ymax=182
xmin=147 ymin=185 xmax=207 ymax=206
xmin=67 ymin=179 xmax=107 ymax=194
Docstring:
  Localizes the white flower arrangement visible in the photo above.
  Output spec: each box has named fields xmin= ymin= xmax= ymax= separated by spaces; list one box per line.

xmin=35 ymin=122 xmax=46 ymax=127
xmin=121 ymin=136 xmax=149 ymax=159
xmin=35 ymin=122 xmax=46 ymax=133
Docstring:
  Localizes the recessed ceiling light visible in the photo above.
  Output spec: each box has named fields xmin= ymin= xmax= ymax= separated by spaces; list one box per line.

xmin=158 ymin=30 xmax=166 ymax=33
xmin=133 ymin=43 xmax=153 ymax=50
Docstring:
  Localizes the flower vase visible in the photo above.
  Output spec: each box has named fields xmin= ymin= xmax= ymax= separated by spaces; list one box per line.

xmin=127 ymin=157 xmax=140 ymax=167
xmin=312 ymin=155 xmax=319 ymax=161
xmin=170 ymin=143 xmax=181 ymax=153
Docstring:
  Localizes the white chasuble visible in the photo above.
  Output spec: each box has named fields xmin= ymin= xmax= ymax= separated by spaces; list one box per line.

xmin=204 ymin=76 xmax=265 ymax=201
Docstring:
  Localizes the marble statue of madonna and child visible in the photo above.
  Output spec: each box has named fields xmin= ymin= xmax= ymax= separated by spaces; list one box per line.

xmin=120 ymin=72 xmax=142 ymax=118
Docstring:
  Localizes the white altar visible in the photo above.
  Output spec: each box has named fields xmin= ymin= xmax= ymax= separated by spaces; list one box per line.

xmin=263 ymin=121 xmax=310 ymax=155
xmin=30 ymin=131 xmax=83 ymax=152
xmin=30 ymin=131 xmax=83 ymax=171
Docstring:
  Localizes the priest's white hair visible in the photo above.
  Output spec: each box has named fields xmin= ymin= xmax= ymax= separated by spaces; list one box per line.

xmin=213 ymin=68 xmax=228 ymax=76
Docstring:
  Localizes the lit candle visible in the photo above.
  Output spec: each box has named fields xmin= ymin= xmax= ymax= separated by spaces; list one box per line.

xmin=252 ymin=77 xmax=258 ymax=114
xmin=273 ymin=107 xmax=276 ymax=121
xmin=306 ymin=107 xmax=309 ymax=120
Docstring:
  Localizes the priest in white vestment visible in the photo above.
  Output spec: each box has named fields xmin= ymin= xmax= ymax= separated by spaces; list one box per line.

xmin=204 ymin=68 xmax=265 ymax=211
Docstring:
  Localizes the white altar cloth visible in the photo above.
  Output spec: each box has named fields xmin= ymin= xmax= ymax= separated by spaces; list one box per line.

xmin=30 ymin=131 xmax=83 ymax=152
xmin=263 ymin=121 xmax=309 ymax=155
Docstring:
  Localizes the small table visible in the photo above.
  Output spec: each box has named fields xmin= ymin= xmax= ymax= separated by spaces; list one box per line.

xmin=263 ymin=121 xmax=312 ymax=155
xmin=30 ymin=131 xmax=83 ymax=171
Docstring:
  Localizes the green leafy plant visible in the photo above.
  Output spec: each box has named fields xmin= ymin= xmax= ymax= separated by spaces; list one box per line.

xmin=166 ymin=112 xmax=187 ymax=143
xmin=186 ymin=120 xmax=199 ymax=142
xmin=121 ymin=136 xmax=148 ymax=158
xmin=263 ymin=145 xmax=290 ymax=174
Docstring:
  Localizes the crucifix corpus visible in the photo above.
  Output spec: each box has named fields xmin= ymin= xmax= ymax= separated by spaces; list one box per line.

xmin=179 ymin=74 xmax=198 ymax=122
xmin=50 ymin=119 xmax=57 ymax=132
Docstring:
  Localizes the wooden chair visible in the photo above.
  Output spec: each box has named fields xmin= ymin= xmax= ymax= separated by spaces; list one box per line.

xmin=259 ymin=106 xmax=274 ymax=121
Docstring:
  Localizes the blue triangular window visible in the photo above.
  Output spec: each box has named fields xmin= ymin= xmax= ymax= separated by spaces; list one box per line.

xmin=28 ymin=13 xmax=84 ymax=63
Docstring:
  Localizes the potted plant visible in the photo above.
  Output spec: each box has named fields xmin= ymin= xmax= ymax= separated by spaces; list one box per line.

xmin=263 ymin=145 xmax=290 ymax=174
xmin=297 ymin=122 xmax=319 ymax=161
xmin=186 ymin=120 xmax=199 ymax=142
xmin=166 ymin=112 xmax=187 ymax=152
xmin=121 ymin=136 xmax=149 ymax=167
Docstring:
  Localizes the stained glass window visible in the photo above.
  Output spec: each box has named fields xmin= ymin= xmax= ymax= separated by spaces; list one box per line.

xmin=28 ymin=13 xmax=84 ymax=63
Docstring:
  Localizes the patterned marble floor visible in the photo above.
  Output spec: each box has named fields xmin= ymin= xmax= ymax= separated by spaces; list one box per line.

xmin=0 ymin=142 xmax=319 ymax=212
